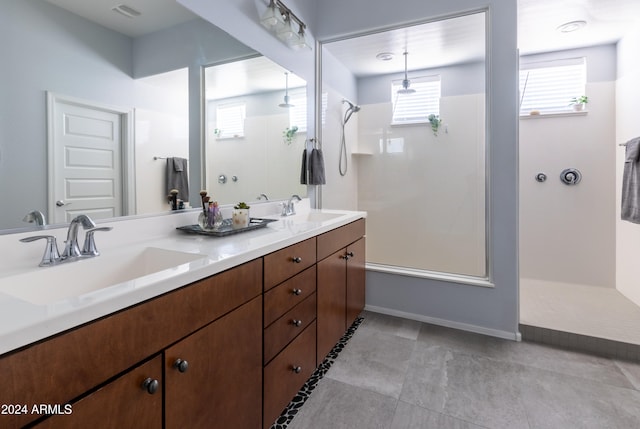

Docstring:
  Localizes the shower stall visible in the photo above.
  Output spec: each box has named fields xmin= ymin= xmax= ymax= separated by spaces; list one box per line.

xmin=518 ymin=35 xmax=640 ymax=355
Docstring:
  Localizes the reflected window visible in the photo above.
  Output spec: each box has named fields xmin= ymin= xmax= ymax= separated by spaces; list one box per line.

xmin=391 ymin=76 xmax=441 ymax=125
xmin=215 ymin=102 xmax=245 ymax=139
xmin=288 ymin=88 xmax=307 ymax=132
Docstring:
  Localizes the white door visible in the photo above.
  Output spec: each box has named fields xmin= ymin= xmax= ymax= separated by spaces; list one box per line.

xmin=48 ymin=93 xmax=130 ymax=224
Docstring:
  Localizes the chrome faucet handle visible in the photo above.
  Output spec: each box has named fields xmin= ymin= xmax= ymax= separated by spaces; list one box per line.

xmin=19 ymin=235 xmax=61 ymax=267
xmin=62 ymin=215 xmax=97 ymax=259
xmin=82 ymin=227 xmax=113 ymax=257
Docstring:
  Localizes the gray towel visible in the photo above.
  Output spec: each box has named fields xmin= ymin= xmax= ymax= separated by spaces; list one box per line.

xmin=308 ymin=148 xmax=326 ymax=185
xmin=166 ymin=157 xmax=190 ymax=202
xmin=621 ymin=137 xmax=640 ymax=223
xmin=300 ymin=149 xmax=308 ymax=184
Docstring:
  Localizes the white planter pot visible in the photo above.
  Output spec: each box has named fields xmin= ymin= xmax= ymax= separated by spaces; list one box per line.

xmin=232 ymin=209 xmax=250 ymax=229
xmin=572 ymin=103 xmax=585 ymax=112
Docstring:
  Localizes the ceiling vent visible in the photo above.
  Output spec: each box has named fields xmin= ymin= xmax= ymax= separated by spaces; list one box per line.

xmin=112 ymin=4 xmax=142 ymax=18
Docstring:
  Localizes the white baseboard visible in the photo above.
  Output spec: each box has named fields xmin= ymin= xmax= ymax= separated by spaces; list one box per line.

xmin=364 ymin=305 xmax=522 ymax=342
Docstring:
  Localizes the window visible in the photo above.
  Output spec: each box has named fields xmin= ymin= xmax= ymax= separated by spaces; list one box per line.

xmin=519 ymin=57 xmax=586 ymax=115
xmin=391 ymin=75 xmax=441 ymax=125
xmin=215 ymin=102 xmax=245 ymax=138
xmin=288 ymin=88 xmax=307 ymax=132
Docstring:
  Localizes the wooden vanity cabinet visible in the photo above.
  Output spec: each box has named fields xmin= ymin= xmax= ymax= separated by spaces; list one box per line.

xmin=32 ymin=356 xmax=163 ymax=429
xmin=316 ymin=219 xmax=366 ymax=363
xmin=0 ymin=259 xmax=262 ymax=429
xmin=262 ymin=238 xmax=318 ymax=429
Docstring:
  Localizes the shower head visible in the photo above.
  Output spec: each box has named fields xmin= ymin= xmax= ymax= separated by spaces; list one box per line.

xmin=342 ymin=99 xmax=361 ymax=124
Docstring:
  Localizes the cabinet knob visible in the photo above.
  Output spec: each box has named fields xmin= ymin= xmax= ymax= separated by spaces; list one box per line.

xmin=346 ymin=251 xmax=354 ymax=258
xmin=292 ymin=288 xmax=303 ymax=296
xmin=291 ymin=319 xmax=303 ymax=327
xmin=292 ymin=256 xmax=302 ymax=263
xmin=292 ymin=365 xmax=302 ymax=374
xmin=142 ymin=378 xmax=159 ymax=395
xmin=173 ymin=358 xmax=189 ymax=373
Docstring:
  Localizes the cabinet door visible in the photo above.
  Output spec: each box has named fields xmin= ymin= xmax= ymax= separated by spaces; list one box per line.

xmin=34 ymin=356 xmax=162 ymax=429
xmin=316 ymin=249 xmax=347 ymax=363
xmin=165 ymin=296 xmax=262 ymax=429
xmin=346 ymin=237 xmax=366 ymax=327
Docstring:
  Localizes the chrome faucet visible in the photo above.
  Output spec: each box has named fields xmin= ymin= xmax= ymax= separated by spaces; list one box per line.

xmin=20 ymin=214 xmax=112 ymax=267
xmin=256 ymin=193 xmax=269 ymax=201
xmin=281 ymin=194 xmax=302 ymax=216
xmin=62 ymin=215 xmax=96 ymax=259
xmin=22 ymin=210 xmax=46 ymax=226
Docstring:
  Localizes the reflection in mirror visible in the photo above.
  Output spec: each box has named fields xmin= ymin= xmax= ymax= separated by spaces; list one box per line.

xmin=1 ymin=0 xmax=282 ymax=233
xmin=322 ymin=12 xmax=487 ymax=278
xmin=204 ymin=57 xmax=307 ymax=204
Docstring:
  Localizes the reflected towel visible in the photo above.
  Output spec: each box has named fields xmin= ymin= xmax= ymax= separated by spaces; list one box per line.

xmin=300 ymin=149 xmax=308 ymax=184
xmin=308 ymin=148 xmax=326 ymax=185
xmin=622 ymin=137 xmax=640 ymax=223
xmin=166 ymin=157 xmax=190 ymax=202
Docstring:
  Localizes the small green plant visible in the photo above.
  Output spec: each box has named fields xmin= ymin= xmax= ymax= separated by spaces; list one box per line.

xmin=234 ymin=202 xmax=250 ymax=210
xmin=428 ymin=114 xmax=442 ymax=136
xmin=214 ymin=128 xmax=222 ymax=137
xmin=569 ymin=95 xmax=588 ymax=105
xmin=283 ymin=125 xmax=299 ymax=145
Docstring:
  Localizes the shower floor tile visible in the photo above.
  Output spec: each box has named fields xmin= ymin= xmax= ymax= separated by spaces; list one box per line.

xmin=520 ymin=278 xmax=640 ymax=345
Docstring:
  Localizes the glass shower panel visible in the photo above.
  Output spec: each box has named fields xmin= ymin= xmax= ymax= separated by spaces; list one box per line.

xmin=323 ymin=12 xmax=487 ymax=279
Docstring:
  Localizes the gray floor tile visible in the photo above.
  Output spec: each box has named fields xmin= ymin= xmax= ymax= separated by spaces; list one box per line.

xmin=417 ymin=323 xmax=498 ymax=357
xmin=400 ymin=342 xmax=531 ymax=429
xmin=390 ymin=400 xmax=487 ymax=429
xmin=360 ymin=310 xmax=422 ymax=340
xmin=614 ymin=359 xmax=640 ymax=390
xmin=287 ymin=378 xmax=397 ymax=429
xmin=326 ymin=326 xmax=415 ymax=399
xmin=519 ymin=365 xmax=640 ymax=429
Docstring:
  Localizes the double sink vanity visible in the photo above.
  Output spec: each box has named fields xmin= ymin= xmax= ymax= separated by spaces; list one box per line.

xmin=0 ymin=200 xmax=366 ymax=428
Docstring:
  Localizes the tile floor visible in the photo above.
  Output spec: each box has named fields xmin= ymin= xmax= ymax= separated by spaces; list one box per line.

xmin=287 ymin=311 xmax=640 ymax=429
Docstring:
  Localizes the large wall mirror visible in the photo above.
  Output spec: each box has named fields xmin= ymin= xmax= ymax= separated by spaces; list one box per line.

xmin=204 ymin=57 xmax=307 ymax=204
xmin=321 ymin=12 xmax=488 ymax=278
xmin=0 ymin=0 xmax=306 ymax=232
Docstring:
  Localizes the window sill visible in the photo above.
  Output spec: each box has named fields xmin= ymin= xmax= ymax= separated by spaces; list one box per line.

xmin=520 ymin=111 xmax=588 ymax=119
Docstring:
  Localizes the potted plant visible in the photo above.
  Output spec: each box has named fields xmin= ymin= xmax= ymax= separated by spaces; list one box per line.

xmin=283 ymin=125 xmax=299 ymax=145
xmin=569 ymin=95 xmax=588 ymax=111
xmin=428 ymin=114 xmax=442 ymax=136
xmin=232 ymin=202 xmax=250 ymax=229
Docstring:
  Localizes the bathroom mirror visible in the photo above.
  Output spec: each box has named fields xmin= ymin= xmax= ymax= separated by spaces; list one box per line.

xmin=204 ymin=57 xmax=308 ymax=205
xmin=321 ymin=12 xmax=488 ymax=278
xmin=0 ymin=0 xmax=306 ymax=232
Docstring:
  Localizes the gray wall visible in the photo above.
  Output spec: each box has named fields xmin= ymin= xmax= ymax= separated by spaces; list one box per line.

xmin=180 ymin=0 xmax=519 ymax=339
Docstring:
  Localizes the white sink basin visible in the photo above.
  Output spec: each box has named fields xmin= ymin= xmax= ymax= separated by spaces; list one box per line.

xmin=293 ymin=212 xmax=344 ymax=223
xmin=0 ymin=247 xmax=207 ymax=305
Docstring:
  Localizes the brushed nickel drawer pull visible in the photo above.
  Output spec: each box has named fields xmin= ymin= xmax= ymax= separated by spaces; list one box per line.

xmin=292 ymin=319 xmax=303 ymax=327
xmin=292 ymin=288 xmax=303 ymax=295
xmin=292 ymin=256 xmax=302 ymax=263
xmin=292 ymin=365 xmax=302 ymax=374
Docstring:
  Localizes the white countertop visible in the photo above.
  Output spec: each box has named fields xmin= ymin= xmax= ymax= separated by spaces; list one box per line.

xmin=0 ymin=201 xmax=365 ymax=356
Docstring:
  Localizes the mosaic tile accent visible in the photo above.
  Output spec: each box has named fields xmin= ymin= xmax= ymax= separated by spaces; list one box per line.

xmin=269 ymin=316 xmax=364 ymax=429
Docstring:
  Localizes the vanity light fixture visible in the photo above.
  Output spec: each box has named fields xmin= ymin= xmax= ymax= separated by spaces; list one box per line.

xmin=260 ymin=0 xmax=311 ymax=50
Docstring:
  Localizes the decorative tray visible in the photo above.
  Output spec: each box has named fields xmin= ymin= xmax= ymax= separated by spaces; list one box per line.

xmin=176 ymin=218 xmax=278 ymax=237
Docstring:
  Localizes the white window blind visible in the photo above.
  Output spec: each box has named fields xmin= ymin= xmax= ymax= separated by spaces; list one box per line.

xmin=215 ymin=102 xmax=245 ymax=139
xmin=288 ymin=88 xmax=307 ymax=132
xmin=519 ymin=57 xmax=586 ymax=115
xmin=391 ymin=76 xmax=441 ymax=125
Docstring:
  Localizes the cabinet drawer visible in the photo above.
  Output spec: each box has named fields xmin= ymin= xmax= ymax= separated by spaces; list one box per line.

xmin=264 ymin=265 xmax=316 ymax=326
xmin=263 ymin=321 xmax=316 ymax=429
xmin=264 ymin=237 xmax=316 ymax=290
xmin=264 ymin=293 xmax=316 ymax=364
xmin=317 ymin=218 xmax=365 ymax=261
